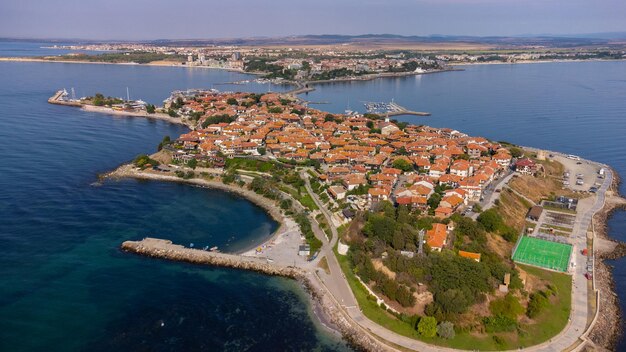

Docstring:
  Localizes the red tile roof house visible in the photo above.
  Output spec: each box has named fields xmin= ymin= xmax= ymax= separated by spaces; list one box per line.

xmin=428 ymin=163 xmax=447 ymax=179
xmin=514 ymin=158 xmax=538 ymax=175
xmin=342 ymin=173 xmax=367 ymax=191
xmin=435 ymin=206 xmax=453 ymax=219
xmin=493 ymin=152 xmax=512 ymax=168
xmin=440 ymin=194 xmax=464 ymax=210
xmin=449 ymin=160 xmax=473 ymax=178
xmin=426 ymin=223 xmax=448 ymax=251
xmin=458 ymin=178 xmax=483 ymax=201
xmin=368 ymin=187 xmax=390 ymax=203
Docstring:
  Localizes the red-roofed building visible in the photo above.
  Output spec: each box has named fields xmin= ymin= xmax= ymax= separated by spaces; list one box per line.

xmin=426 ymin=223 xmax=448 ymax=251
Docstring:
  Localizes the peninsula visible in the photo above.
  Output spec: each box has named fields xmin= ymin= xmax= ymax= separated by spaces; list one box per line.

xmin=57 ymin=88 xmax=624 ymax=351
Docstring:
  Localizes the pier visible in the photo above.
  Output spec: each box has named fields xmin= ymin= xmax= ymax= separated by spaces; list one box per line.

xmin=121 ymin=237 xmax=305 ymax=278
xmin=364 ymin=100 xmax=430 ymax=117
xmin=48 ymin=90 xmax=82 ymax=107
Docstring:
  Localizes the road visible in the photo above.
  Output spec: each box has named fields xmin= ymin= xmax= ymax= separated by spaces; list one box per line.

xmin=471 ymin=171 xmax=515 ymax=220
xmin=300 ymin=164 xmax=610 ymax=352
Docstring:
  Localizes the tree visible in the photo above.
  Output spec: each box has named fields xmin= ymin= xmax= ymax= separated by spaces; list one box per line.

xmin=226 ymin=97 xmax=238 ymax=105
xmin=436 ymin=288 xmax=472 ymax=314
xmin=526 ymin=291 xmax=549 ymax=318
xmin=490 ymin=293 xmax=524 ymax=320
xmin=509 ymin=147 xmax=523 ymax=158
xmin=167 ymin=108 xmax=178 ymax=117
xmin=392 ymin=158 xmax=413 ymax=172
xmin=417 ymin=316 xmax=437 ymax=337
xmin=146 ymin=104 xmax=156 ymax=114
xmin=257 ymin=147 xmax=267 ymax=155
xmin=427 ymin=193 xmax=442 ymax=210
xmin=157 ymin=135 xmax=171 ymax=151
xmin=477 ymin=209 xmax=504 ymax=232
xmin=187 ymin=159 xmax=198 ymax=170
xmin=268 ymin=107 xmax=283 ymax=114
xmin=93 ymin=93 xmax=105 ymax=106
xmin=133 ymin=154 xmax=159 ymax=168
xmin=437 ymin=321 xmax=455 ymax=339
xmin=363 ymin=212 xmax=396 ymax=245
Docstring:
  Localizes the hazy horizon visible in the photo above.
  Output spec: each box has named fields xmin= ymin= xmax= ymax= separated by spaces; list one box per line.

xmin=1 ymin=0 xmax=625 ymax=41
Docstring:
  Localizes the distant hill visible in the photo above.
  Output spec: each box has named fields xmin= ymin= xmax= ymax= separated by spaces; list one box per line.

xmin=2 ymin=33 xmax=625 ymax=48
xmin=147 ymin=34 xmax=624 ymax=48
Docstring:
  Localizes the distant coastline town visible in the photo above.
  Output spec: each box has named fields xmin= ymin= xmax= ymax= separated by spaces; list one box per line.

xmin=49 ymin=84 xmax=626 ymax=351
xmin=3 ymin=39 xmax=625 ymax=88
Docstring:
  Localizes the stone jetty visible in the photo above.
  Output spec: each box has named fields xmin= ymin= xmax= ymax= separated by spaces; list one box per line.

xmin=121 ymin=237 xmax=392 ymax=351
xmin=48 ymin=90 xmax=82 ymax=107
xmin=121 ymin=237 xmax=304 ymax=278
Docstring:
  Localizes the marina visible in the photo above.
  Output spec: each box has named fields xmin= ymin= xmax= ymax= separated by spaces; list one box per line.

xmin=363 ymin=100 xmax=431 ymax=116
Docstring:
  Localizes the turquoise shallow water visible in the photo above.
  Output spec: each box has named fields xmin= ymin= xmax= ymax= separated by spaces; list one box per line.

xmin=0 ymin=59 xmax=348 ymax=351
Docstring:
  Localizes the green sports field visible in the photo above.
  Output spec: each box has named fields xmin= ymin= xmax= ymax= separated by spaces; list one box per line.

xmin=512 ymin=236 xmax=572 ymax=272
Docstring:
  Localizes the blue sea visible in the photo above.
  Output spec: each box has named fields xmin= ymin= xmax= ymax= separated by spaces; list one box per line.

xmin=0 ymin=57 xmax=346 ymax=351
xmin=0 ymin=40 xmax=112 ymax=57
xmin=1 ymin=41 xmax=626 ymax=350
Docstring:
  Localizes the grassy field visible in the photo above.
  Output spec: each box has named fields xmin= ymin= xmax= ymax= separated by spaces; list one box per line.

xmin=334 ymin=246 xmax=573 ymax=350
xmin=299 ymin=191 xmax=319 ymax=211
xmin=513 ymin=236 xmax=572 ymax=272
xmin=514 ymin=265 xmax=572 ymax=347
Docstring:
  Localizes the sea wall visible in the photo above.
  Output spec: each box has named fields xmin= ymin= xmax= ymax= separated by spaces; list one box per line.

xmin=588 ymin=167 xmax=626 ymax=350
xmin=121 ymin=237 xmax=391 ymax=352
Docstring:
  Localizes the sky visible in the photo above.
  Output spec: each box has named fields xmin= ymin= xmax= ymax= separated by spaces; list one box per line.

xmin=0 ymin=0 xmax=625 ymax=40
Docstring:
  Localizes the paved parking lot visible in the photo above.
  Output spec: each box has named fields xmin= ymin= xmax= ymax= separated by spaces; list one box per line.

xmin=553 ymin=154 xmax=604 ymax=192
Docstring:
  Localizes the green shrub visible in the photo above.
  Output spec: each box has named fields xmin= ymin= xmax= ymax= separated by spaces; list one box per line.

xmin=484 ymin=314 xmax=517 ymax=333
xmin=436 ymin=321 xmax=455 ymax=339
xmin=417 ymin=316 xmax=437 ymax=337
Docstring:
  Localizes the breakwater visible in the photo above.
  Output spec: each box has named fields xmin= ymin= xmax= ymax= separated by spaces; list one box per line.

xmin=48 ymin=90 xmax=81 ymax=106
xmin=122 ymin=237 xmax=302 ymax=277
xmin=121 ymin=237 xmax=391 ymax=351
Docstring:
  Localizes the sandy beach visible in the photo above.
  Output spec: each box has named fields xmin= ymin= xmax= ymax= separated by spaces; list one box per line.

xmin=0 ymin=56 xmax=252 ymax=74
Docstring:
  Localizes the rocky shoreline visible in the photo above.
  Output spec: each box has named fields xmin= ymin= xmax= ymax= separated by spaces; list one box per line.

xmin=588 ymin=167 xmax=626 ymax=350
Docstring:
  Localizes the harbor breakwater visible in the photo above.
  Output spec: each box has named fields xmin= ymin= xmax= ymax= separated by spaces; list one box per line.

xmin=121 ymin=237 xmax=392 ymax=352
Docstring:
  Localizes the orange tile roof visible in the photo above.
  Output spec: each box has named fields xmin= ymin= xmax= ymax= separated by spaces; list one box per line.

xmin=459 ymin=250 xmax=481 ymax=261
xmin=426 ymin=223 xmax=447 ymax=249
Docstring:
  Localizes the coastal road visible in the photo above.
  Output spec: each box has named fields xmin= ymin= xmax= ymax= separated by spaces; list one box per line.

xmin=301 ymin=165 xmax=609 ymax=352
